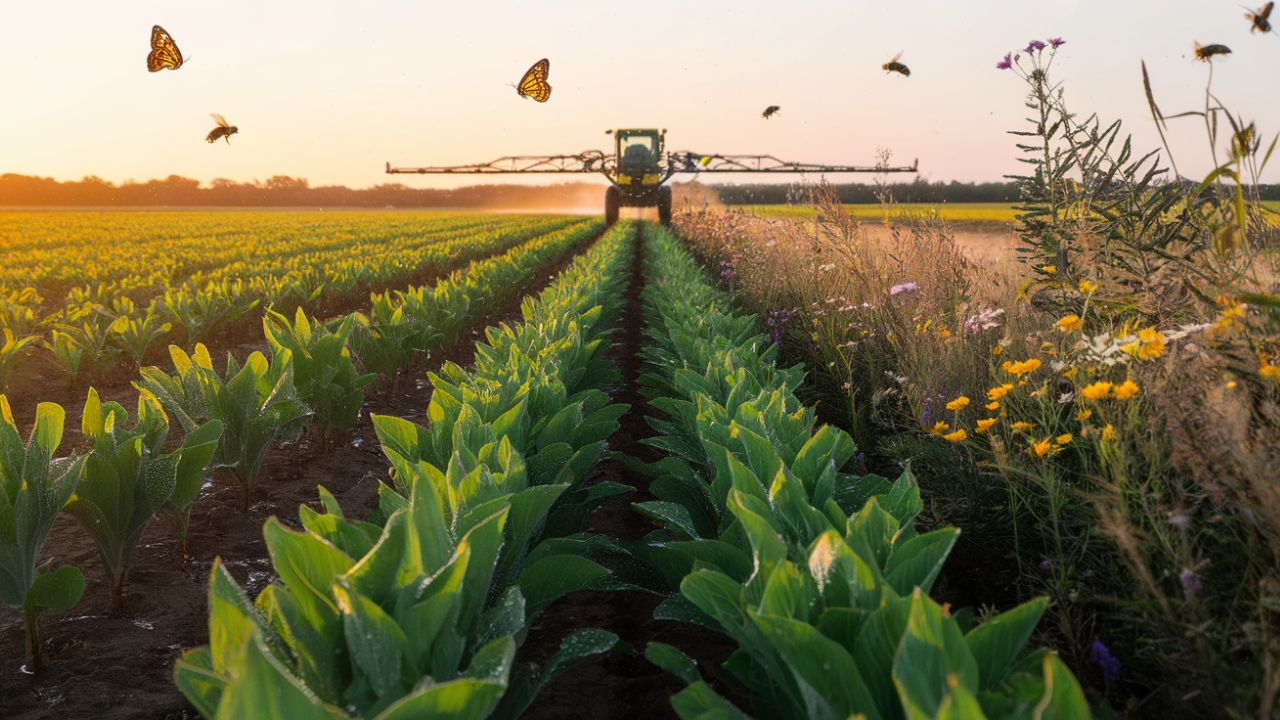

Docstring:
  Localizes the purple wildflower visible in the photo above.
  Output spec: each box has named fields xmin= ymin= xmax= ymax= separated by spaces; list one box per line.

xmin=765 ymin=309 xmax=791 ymax=346
xmin=1089 ymin=639 xmax=1122 ymax=684
xmin=1039 ymin=555 xmax=1052 ymax=572
xmin=1049 ymin=37 xmax=1066 ymax=49
xmin=996 ymin=52 xmax=1013 ymax=70
xmin=1180 ymin=569 xmax=1201 ymax=598
xmin=1168 ymin=511 xmax=1191 ymax=531
xmin=1026 ymin=39 xmax=1047 ymax=53
xmin=890 ymin=281 xmax=919 ymax=297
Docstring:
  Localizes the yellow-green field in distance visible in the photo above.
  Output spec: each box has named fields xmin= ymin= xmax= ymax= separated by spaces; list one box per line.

xmin=741 ymin=201 xmax=1280 ymax=227
xmin=740 ymin=202 xmax=1020 ymax=224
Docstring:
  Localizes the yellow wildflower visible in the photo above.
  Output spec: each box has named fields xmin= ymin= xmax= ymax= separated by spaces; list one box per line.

xmin=946 ymin=396 xmax=970 ymax=411
xmin=1055 ymin=433 xmax=1073 ymax=445
xmin=1040 ymin=265 xmax=1057 ymax=275
xmin=1055 ymin=314 xmax=1082 ymax=332
xmin=1101 ymin=424 xmax=1117 ymax=442
xmin=975 ymin=418 xmax=998 ymax=434
xmin=1210 ymin=302 xmax=1246 ymax=337
xmin=1078 ymin=280 xmax=1099 ymax=294
xmin=1010 ymin=421 xmax=1034 ymax=433
xmin=1226 ymin=380 xmax=1238 ymax=390
xmin=1076 ymin=408 xmax=1093 ymax=421
xmin=943 ymin=429 xmax=968 ymax=443
xmin=1261 ymin=362 xmax=1280 ymax=382
xmin=1029 ymin=437 xmax=1053 ymax=458
xmin=940 ymin=328 xmax=952 ymax=339
xmin=1062 ymin=366 xmax=1079 ymax=380
xmin=986 ymin=401 xmax=1001 ymax=411
xmin=1123 ymin=327 xmax=1167 ymax=360
xmin=1113 ymin=379 xmax=1141 ymax=400
xmin=987 ymin=384 xmax=1013 ymax=401
xmin=930 ymin=420 xmax=950 ymax=436
xmin=1003 ymin=358 xmax=1042 ymax=377
xmin=1081 ymin=381 xmax=1114 ymax=401
xmin=992 ymin=343 xmax=1005 ymax=356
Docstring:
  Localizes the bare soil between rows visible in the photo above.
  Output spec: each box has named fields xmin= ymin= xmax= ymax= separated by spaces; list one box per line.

xmin=0 ymin=234 xmax=595 ymax=720
xmin=520 ymin=227 xmax=737 ymax=720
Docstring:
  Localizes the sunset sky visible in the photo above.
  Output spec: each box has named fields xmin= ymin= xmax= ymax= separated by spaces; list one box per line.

xmin=2 ymin=0 xmax=1277 ymax=189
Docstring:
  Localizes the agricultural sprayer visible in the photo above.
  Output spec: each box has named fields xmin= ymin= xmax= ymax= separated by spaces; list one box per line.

xmin=387 ymin=128 xmax=918 ymax=224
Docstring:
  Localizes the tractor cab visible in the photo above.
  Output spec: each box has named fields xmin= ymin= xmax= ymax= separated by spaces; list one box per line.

xmin=614 ymin=129 xmax=665 ymax=187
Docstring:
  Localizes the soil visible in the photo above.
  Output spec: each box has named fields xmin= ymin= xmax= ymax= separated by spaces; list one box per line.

xmin=0 ymin=231 xmax=597 ymax=720
xmin=521 ymin=228 xmax=739 ymax=720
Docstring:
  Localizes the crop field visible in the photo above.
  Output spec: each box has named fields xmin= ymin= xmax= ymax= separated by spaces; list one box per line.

xmin=0 ymin=209 xmax=1094 ymax=719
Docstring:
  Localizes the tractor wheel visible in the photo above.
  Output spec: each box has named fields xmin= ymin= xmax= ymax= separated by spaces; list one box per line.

xmin=657 ymin=185 xmax=673 ymax=226
xmin=605 ymin=186 xmax=620 ymax=225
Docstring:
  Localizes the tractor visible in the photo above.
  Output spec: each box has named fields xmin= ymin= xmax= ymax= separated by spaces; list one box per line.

xmin=386 ymin=128 xmax=918 ymax=224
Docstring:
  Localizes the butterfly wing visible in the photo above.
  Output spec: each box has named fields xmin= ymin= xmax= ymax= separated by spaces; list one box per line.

xmin=517 ymin=58 xmax=552 ymax=102
xmin=148 ymin=25 xmax=183 ymax=72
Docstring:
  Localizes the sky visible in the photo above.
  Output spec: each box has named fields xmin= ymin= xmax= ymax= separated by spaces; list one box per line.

xmin=1 ymin=0 xmax=1277 ymax=190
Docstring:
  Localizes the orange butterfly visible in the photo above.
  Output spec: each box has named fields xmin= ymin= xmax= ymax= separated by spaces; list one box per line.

xmin=147 ymin=25 xmax=184 ymax=72
xmin=515 ymin=58 xmax=551 ymax=102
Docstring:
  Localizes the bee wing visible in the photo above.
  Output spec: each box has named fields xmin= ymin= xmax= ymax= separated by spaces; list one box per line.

xmin=210 ymin=113 xmax=229 ymax=127
xmin=891 ymin=50 xmax=904 ymax=62
xmin=1264 ymin=1 xmax=1274 ymax=19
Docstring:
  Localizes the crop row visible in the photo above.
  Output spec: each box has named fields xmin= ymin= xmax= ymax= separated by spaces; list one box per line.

xmin=0 ymin=218 xmax=604 ymax=673
xmin=0 ymin=213 xmax=582 ymax=391
xmin=632 ymin=224 xmax=1090 ymax=719
xmin=173 ymin=222 xmax=639 ymax=718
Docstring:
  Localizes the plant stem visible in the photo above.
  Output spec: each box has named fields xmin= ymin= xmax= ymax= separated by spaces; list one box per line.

xmin=24 ymin=610 xmax=43 ymax=670
xmin=111 ymin=574 xmax=124 ymax=617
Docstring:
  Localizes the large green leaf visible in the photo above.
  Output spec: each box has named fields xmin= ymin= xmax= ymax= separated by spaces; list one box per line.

xmin=516 ymin=553 xmax=610 ymax=618
xmin=892 ymin=589 xmax=979 ymax=720
xmin=965 ymin=597 xmax=1048 ymax=690
xmin=884 ymin=528 xmax=959 ymax=596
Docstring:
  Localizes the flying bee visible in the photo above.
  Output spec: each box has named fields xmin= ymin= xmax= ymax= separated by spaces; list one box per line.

xmin=882 ymin=51 xmax=910 ymax=77
xmin=762 ymin=105 xmax=780 ymax=119
xmin=1193 ymin=42 xmax=1232 ymax=61
xmin=206 ymin=114 xmax=239 ymax=144
xmin=1245 ymin=2 xmax=1274 ymax=32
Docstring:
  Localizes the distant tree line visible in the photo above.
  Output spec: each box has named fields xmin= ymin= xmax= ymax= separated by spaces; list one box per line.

xmin=0 ymin=173 xmax=607 ymax=208
xmin=2 ymin=173 xmax=1276 ymax=207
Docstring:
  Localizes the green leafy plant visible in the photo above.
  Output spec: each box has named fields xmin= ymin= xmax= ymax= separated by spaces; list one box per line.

xmin=137 ymin=343 xmax=309 ymax=512
xmin=264 ymin=308 xmax=374 ymax=438
xmin=109 ymin=298 xmax=173 ymax=368
xmin=64 ymin=388 xmax=222 ymax=614
xmin=50 ymin=312 xmax=121 ymax=384
xmin=0 ymin=397 xmax=88 ymax=669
